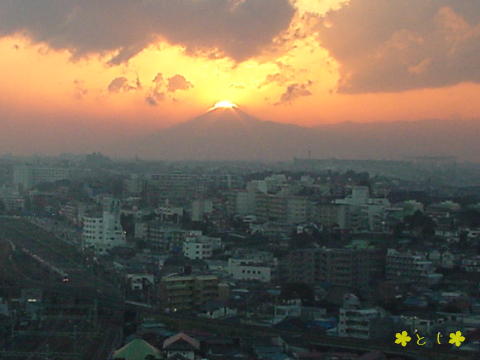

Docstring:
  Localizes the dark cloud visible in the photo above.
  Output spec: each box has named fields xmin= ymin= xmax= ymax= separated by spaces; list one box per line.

xmin=276 ymin=81 xmax=313 ymax=105
xmin=0 ymin=0 xmax=294 ymax=64
xmin=145 ymin=72 xmax=166 ymax=106
xmin=146 ymin=73 xmax=192 ymax=105
xmin=167 ymin=75 xmax=193 ymax=92
xmin=73 ymin=79 xmax=88 ymax=99
xmin=145 ymin=95 xmax=160 ymax=106
xmin=317 ymin=0 xmax=480 ymax=93
xmin=260 ymin=73 xmax=289 ymax=88
xmin=153 ymin=73 xmax=164 ymax=86
xmin=108 ymin=77 xmax=136 ymax=93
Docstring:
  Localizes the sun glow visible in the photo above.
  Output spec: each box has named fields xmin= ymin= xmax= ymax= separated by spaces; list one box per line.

xmin=210 ymin=100 xmax=238 ymax=111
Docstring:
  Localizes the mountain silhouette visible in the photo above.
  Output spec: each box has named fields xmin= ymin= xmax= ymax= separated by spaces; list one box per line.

xmin=128 ymin=106 xmax=314 ymax=160
xmin=122 ymin=107 xmax=480 ymax=161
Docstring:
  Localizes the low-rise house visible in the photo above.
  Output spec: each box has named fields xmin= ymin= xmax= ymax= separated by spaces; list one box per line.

xmin=162 ymin=332 xmax=201 ymax=360
xmin=126 ymin=273 xmax=155 ymax=291
xmin=228 ymin=249 xmax=277 ymax=283
xmin=461 ymin=256 xmax=480 ymax=272
xmin=112 ymin=338 xmax=161 ymax=360
xmin=198 ymin=300 xmax=238 ymax=319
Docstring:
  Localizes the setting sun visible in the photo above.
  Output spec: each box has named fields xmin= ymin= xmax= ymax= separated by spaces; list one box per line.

xmin=210 ymin=100 xmax=238 ymax=111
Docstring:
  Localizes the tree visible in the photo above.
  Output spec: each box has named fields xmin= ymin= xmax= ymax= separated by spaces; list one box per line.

xmin=404 ymin=210 xmax=436 ymax=239
xmin=393 ymin=222 xmax=405 ymax=238
xmin=458 ymin=208 xmax=480 ymax=228
xmin=280 ymin=282 xmax=314 ymax=303
xmin=421 ymin=216 xmax=436 ymax=239
xmin=121 ymin=214 xmax=135 ymax=237
xmin=289 ymin=230 xmax=316 ymax=249
xmin=136 ymin=239 xmax=147 ymax=250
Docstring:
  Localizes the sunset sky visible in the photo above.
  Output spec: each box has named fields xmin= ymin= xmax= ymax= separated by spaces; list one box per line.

xmin=1 ymin=0 xmax=480 ymax=155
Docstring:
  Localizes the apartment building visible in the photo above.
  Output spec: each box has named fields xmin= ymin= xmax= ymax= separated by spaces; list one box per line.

xmin=59 ymin=202 xmax=87 ymax=226
xmin=182 ymin=233 xmax=221 ymax=260
xmin=334 ymin=186 xmax=390 ymax=233
xmin=282 ymin=247 xmax=385 ymax=290
xmin=386 ymin=249 xmax=443 ymax=285
xmin=255 ymin=193 xmax=311 ymax=224
xmin=13 ymin=164 xmax=70 ymax=190
xmin=338 ymin=307 xmax=386 ymax=339
xmin=159 ymin=274 xmax=220 ymax=311
xmin=191 ymin=199 xmax=213 ymax=221
xmin=314 ymin=203 xmax=347 ymax=229
xmin=135 ymin=221 xmax=186 ymax=251
xmin=227 ymin=250 xmax=278 ymax=283
xmin=82 ymin=198 xmax=126 ymax=255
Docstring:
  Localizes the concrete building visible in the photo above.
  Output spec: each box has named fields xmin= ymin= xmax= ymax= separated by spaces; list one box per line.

xmin=123 ymin=174 xmax=145 ymax=195
xmin=334 ymin=186 xmax=390 ymax=233
xmin=386 ymin=249 xmax=443 ymax=285
xmin=314 ymin=203 xmax=348 ymax=229
xmin=338 ymin=307 xmax=385 ymax=339
xmin=148 ymin=172 xmax=204 ymax=206
xmin=231 ymin=189 xmax=257 ymax=216
xmin=191 ymin=199 xmax=213 ymax=221
xmin=155 ymin=203 xmax=184 ymax=223
xmin=135 ymin=222 xmax=186 ymax=251
xmin=0 ymin=188 xmax=25 ymax=212
xmin=255 ymin=193 xmax=311 ymax=224
xmin=182 ymin=232 xmax=221 ymax=260
xmin=59 ymin=202 xmax=87 ymax=226
xmin=82 ymin=198 xmax=126 ymax=255
xmin=159 ymin=274 xmax=220 ymax=311
xmin=282 ymin=247 xmax=385 ymax=290
xmin=227 ymin=250 xmax=277 ymax=283
xmin=13 ymin=165 xmax=70 ymax=190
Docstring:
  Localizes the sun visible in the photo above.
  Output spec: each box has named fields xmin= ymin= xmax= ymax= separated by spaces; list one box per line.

xmin=209 ymin=100 xmax=238 ymax=111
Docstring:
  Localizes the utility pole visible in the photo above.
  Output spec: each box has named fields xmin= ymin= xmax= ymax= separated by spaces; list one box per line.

xmin=44 ymin=343 xmax=50 ymax=360
xmin=73 ymin=325 xmax=78 ymax=354
xmin=93 ymin=298 xmax=98 ymax=329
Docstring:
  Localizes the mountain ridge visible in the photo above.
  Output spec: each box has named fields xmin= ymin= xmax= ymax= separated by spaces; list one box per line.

xmin=120 ymin=108 xmax=480 ymax=161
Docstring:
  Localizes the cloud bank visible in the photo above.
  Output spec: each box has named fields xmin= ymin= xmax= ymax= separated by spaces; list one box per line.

xmin=317 ymin=0 xmax=480 ymax=92
xmin=0 ymin=0 xmax=294 ymax=64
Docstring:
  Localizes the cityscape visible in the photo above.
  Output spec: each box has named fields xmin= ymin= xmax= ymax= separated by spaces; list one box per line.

xmin=1 ymin=155 xmax=480 ymax=359
xmin=1 ymin=0 xmax=480 ymax=360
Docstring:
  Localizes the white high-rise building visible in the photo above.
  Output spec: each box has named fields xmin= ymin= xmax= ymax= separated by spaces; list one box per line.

xmin=82 ymin=198 xmax=126 ymax=255
xmin=335 ymin=186 xmax=390 ymax=232
xmin=182 ymin=231 xmax=221 ymax=260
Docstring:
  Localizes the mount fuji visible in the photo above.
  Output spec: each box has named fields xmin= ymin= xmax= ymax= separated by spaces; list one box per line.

xmin=127 ymin=106 xmax=315 ymax=160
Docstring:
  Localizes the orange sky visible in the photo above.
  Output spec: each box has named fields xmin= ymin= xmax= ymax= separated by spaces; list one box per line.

xmin=0 ymin=0 xmax=479 ymax=154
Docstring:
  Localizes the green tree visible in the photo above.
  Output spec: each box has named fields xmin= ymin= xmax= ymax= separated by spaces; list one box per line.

xmin=280 ymin=282 xmax=314 ymax=303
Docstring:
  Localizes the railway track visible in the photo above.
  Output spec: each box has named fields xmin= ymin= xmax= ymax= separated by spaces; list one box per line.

xmin=0 ymin=217 xmax=125 ymax=359
xmin=0 ymin=218 xmax=120 ymax=297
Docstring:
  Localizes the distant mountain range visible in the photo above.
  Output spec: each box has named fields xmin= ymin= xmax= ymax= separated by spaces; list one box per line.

xmin=121 ymin=107 xmax=480 ymax=161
